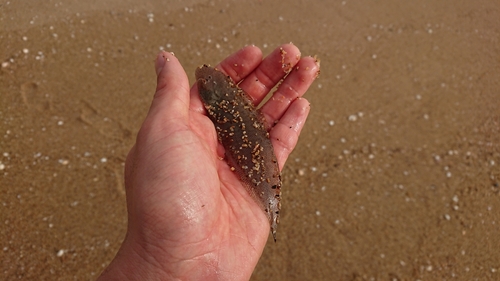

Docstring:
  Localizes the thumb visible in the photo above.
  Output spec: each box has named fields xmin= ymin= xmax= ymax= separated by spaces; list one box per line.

xmin=146 ymin=51 xmax=191 ymax=126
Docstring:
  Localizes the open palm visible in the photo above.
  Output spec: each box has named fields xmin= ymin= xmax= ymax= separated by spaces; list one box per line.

xmin=99 ymin=44 xmax=319 ymax=281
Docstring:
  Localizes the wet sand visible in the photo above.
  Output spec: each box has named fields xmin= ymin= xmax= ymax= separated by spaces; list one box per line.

xmin=1 ymin=0 xmax=499 ymax=280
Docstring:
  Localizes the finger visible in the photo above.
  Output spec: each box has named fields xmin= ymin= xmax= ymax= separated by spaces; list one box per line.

xmin=238 ymin=43 xmax=301 ymax=105
xmin=189 ymin=45 xmax=262 ymax=113
xmin=260 ymin=56 xmax=320 ymax=127
xmin=216 ymin=45 xmax=263 ymax=83
xmin=269 ymin=98 xmax=311 ymax=170
xmin=147 ymin=51 xmax=191 ymax=127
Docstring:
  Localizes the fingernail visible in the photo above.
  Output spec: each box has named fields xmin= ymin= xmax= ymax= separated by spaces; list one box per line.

xmin=155 ymin=52 xmax=166 ymax=76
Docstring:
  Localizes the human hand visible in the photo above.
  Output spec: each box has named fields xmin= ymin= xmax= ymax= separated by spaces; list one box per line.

xmin=98 ymin=44 xmax=319 ymax=281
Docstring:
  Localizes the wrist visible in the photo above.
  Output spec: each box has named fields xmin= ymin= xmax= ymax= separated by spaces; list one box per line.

xmin=97 ymin=235 xmax=172 ymax=281
xmin=97 ymin=233 xmax=234 ymax=281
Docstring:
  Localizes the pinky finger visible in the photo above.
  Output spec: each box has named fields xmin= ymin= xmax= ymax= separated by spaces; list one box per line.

xmin=269 ymin=97 xmax=311 ymax=170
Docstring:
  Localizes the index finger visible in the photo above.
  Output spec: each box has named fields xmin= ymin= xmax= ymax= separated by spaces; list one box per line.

xmin=215 ymin=45 xmax=263 ymax=83
xmin=189 ymin=45 xmax=263 ymax=113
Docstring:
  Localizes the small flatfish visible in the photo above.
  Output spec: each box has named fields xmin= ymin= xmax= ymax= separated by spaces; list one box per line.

xmin=195 ymin=65 xmax=281 ymax=241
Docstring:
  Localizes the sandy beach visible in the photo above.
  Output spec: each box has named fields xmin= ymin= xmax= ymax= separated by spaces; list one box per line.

xmin=1 ymin=0 xmax=499 ymax=280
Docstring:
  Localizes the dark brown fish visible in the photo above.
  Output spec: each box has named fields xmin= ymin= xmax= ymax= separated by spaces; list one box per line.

xmin=195 ymin=65 xmax=281 ymax=241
